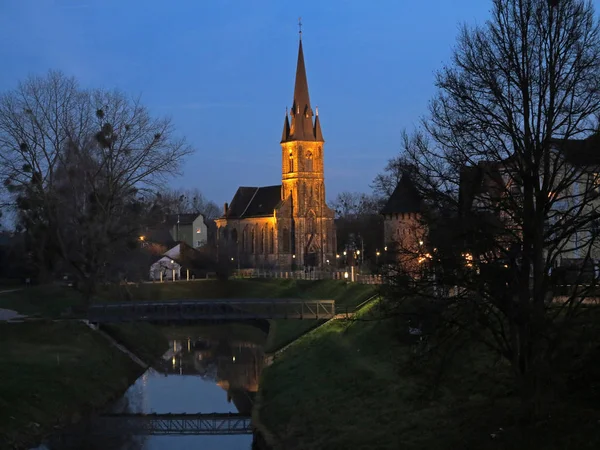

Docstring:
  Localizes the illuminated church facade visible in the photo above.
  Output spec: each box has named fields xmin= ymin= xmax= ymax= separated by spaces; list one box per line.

xmin=215 ymin=35 xmax=336 ymax=269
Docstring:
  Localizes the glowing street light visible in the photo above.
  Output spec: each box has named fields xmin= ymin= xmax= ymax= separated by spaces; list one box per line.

xmin=344 ymin=271 xmax=349 ymax=279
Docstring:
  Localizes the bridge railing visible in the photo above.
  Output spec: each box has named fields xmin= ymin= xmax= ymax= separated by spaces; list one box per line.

xmin=88 ymin=299 xmax=336 ymax=323
xmin=94 ymin=413 xmax=252 ymax=436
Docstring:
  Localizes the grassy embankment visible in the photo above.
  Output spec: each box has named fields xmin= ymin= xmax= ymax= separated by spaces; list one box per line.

xmin=256 ymin=302 xmax=600 ymax=450
xmin=0 ymin=279 xmax=377 ymax=353
xmin=0 ymin=321 xmax=168 ymax=450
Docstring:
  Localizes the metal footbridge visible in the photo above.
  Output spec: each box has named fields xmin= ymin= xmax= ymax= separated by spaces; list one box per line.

xmin=94 ymin=412 xmax=251 ymax=435
xmin=88 ymin=299 xmax=335 ymax=323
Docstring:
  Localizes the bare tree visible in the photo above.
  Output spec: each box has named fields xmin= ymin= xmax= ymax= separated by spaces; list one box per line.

xmin=157 ymin=187 xmax=220 ymax=220
xmin=371 ymin=154 xmax=414 ymax=199
xmin=330 ymin=191 xmax=380 ymax=219
xmin=0 ymin=71 xmax=193 ymax=297
xmin=385 ymin=0 xmax=600 ymax=416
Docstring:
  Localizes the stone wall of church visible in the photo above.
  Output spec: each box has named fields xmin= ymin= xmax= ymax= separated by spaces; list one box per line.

xmin=215 ymin=217 xmax=281 ymax=269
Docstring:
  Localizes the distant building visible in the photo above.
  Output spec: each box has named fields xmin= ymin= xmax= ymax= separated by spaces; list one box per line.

xmin=165 ymin=213 xmax=209 ymax=249
xmin=215 ymin=35 xmax=336 ymax=269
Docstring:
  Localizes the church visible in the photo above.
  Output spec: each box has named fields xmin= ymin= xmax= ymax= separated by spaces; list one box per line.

xmin=215 ymin=35 xmax=336 ymax=269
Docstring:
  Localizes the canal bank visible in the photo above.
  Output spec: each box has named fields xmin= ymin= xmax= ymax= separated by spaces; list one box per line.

xmin=32 ymin=324 xmax=268 ymax=450
xmin=0 ymin=321 xmax=168 ymax=450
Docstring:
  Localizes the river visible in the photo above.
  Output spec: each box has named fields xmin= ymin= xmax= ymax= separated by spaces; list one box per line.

xmin=33 ymin=325 xmax=266 ymax=450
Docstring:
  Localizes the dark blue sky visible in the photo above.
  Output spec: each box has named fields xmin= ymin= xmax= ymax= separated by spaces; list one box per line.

xmin=1 ymin=0 xmax=521 ymax=205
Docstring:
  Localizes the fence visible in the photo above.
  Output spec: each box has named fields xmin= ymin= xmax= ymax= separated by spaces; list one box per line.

xmin=233 ymin=268 xmax=383 ymax=285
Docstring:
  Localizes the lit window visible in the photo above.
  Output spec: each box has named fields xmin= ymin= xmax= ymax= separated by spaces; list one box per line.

xmin=196 ymin=228 xmax=201 ymax=233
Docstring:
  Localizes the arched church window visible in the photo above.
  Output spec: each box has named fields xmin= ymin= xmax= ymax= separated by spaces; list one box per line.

xmin=242 ymin=228 xmax=247 ymax=251
xmin=259 ymin=227 xmax=265 ymax=254
xmin=250 ymin=228 xmax=255 ymax=253
xmin=223 ymin=228 xmax=229 ymax=241
xmin=269 ymin=227 xmax=275 ymax=254
xmin=282 ymin=227 xmax=290 ymax=252
xmin=306 ymin=151 xmax=313 ymax=172
xmin=231 ymin=229 xmax=238 ymax=244
xmin=289 ymin=151 xmax=294 ymax=173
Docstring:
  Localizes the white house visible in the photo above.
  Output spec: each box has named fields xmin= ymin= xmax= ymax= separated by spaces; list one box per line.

xmin=149 ymin=256 xmax=181 ymax=281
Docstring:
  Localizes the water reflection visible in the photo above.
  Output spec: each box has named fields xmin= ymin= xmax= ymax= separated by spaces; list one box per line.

xmin=35 ymin=328 xmax=266 ymax=450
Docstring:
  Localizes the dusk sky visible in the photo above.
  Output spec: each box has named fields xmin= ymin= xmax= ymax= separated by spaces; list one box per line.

xmin=0 ymin=0 xmax=570 ymax=206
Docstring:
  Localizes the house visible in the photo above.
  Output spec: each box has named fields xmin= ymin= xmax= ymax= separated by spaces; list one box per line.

xmin=165 ymin=213 xmax=209 ymax=249
xmin=215 ymin=35 xmax=336 ymax=269
xmin=380 ymin=133 xmax=600 ymax=277
xmin=149 ymin=256 xmax=181 ymax=281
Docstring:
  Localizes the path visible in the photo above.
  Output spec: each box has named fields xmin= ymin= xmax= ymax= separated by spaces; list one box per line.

xmin=0 ymin=289 xmax=25 ymax=322
xmin=0 ymin=308 xmax=25 ymax=321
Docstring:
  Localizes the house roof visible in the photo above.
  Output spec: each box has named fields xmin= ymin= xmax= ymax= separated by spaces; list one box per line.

xmin=551 ymin=134 xmax=600 ymax=166
xmin=459 ymin=161 xmax=505 ymax=214
xmin=165 ymin=213 xmax=202 ymax=226
xmin=224 ymin=185 xmax=281 ymax=219
xmin=380 ymin=175 xmax=422 ymax=215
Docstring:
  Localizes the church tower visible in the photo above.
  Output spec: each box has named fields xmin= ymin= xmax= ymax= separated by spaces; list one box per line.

xmin=279 ymin=32 xmax=336 ymax=267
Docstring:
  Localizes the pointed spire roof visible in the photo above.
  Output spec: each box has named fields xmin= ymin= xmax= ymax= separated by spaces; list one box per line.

xmin=314 ymin=107 xmax=324 ymax=142
xmin=380 ymin=174 xmax=423 ymax=215
xmin=285 ymin=38 xmax=319 ymax=142
xmin=281 ymin=110 xmax=290 ymax=143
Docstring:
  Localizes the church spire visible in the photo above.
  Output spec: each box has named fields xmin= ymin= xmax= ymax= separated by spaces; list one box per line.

xmin=314 ymin=107 xmax=324 ymax=142
xmin=287 ymin=31 xmax=317 ymax=142
xmin=281 ymin=108 xmax=290 ymax=143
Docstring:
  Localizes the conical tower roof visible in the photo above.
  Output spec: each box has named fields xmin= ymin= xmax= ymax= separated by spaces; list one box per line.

xmin=285 ymin=38 xmax=320 ymax=142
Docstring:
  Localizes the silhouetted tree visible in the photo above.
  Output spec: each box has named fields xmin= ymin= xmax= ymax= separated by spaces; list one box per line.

xmin=156 ymin=187 xmax=220 ymax=220
xmin=383 ymin=0 xmax=600 ymax=416
xmin=0 ymin=71 xmax=192 ymax=298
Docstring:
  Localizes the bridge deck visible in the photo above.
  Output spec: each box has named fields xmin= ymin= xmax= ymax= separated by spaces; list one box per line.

xmin=95 ymin=412 xmax=252 ymax=435
xmin=88 ymin=299 xmax=336 ymax=323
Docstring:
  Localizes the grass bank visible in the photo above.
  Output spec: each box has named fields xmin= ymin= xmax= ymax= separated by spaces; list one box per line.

xmin=0 ymin=321 xmax=167 ymax=450
xmin=256 ymin=303 xmax=600 ymax=450
xmin=0 ymin=279 xmax=377 ymax=353
xmin=100 ymin=323 xmax=169 ymax=364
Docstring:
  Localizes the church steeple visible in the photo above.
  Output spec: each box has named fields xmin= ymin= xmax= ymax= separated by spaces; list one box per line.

xmin=281 ymin=109 xmax=291 ymax=143
xmin=314 ymin=107 xmax=324 ymax=142
xmin=283 ymin=36 xmax=322 ymax=142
